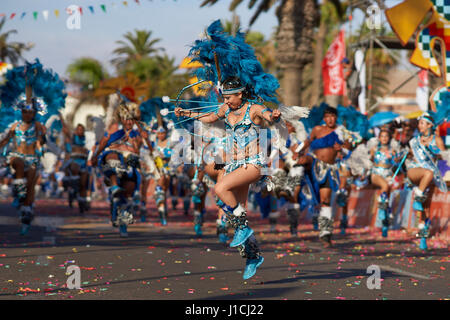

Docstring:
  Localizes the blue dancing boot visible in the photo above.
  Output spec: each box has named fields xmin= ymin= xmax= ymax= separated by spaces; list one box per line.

xmin=111 ymin=198 xmax=121 ymax=227
xmin=312 ymin=216 xmax=319 ymax=231
xmin=417 ymin=219 xmax=430 ymax=250
xmin=340 ymin=215 xmax=348 ymax=235
xmin=20 ymin=224 xmax=30 ymax=236
xmin=218 ymin=233 xmax=229 ymax=244
xmin=243 ymin=256 xmax=264 ymax=280
xmin=183 ymin=199 xmax=190 ymax=216
xmin=12 ymin=198 xmax=20 ymax=208
xmin=413 ymin=201 xmax=424 ymax=212
xmin=230 ymin=227 xmax=254 ymax=248
xmin=119 ymin=224 xmax=128 ymax=237
xmin=194 ymin=223 xmax=202 ymax=236
xmin=419 ymin=237 xmax=427 ymax=250
xmin=413 ymin=188 xmax=425 ymax=212
xmin=140 ymin=201 xmax=146 ymax=222
xmin=377 ymin=208 xmax=388 ymax=237
xmin=382 ymin=226 xmax=388 ymax=238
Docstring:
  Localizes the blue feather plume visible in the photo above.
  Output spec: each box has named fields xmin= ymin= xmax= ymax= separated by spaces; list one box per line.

xmin=0 ymin=106 xmax=20 ymax=133
xmin=299 ymin=103 xmax=372 ymax=140
xmin=140 ymin=97 xmax=179 ymax=131
xmin=300 ymin=103 xmax=329 ymax=133
xmin=0 ymin=59 xmax=66 ymax=123
xmin=188 ymin=20 xmax=279 ymax=104
xmin=337 ymin=104 xmax=372 ymax=140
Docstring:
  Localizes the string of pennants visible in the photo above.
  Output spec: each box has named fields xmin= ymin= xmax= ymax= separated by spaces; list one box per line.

xmin=0 ymin=0 xmax=176 ymax=21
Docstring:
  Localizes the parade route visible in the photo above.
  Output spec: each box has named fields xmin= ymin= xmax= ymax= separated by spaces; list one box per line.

xmin=0 ymin=198 xmax=448 ymax=300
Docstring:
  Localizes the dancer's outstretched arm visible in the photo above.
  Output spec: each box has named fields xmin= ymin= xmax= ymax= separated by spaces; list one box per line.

xmin=252 ymin=104 xmax=281 ymax=123
xmin=90 ymin=124 xmax=117 ymax=166
xmin=174 ymin=104 xmax=226 ymax=123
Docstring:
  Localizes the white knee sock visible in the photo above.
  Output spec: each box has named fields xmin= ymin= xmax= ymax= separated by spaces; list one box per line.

xmin=320 ymin=206 xmax=332 ymax=220
xmin=233 ymin=203 xmax=246 ymax=217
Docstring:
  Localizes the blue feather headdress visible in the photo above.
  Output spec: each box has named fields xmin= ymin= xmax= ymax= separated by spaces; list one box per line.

xmin=139 ymin=97 xmax=177 ymax=131
xmin=188 ymin=20 xmax=279 ymax=104
xmin=300 ymin=103 xmax=372 ymax=140
xmin=0 ymin=59 xmax=66 ymax=123
xmin=300 ymin=103 xmax=329 ymax=133
xmin=0 ymin=105 xmax=20 ymax=133
xmin=337 ymin=105 xmax=372 ymax=140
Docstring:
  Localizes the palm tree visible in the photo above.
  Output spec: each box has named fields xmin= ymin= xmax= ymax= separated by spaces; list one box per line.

xmin=222 ymin=18 xmax=277 ymax=74
xmin=111 ymin=29 xmax=165 ymax=72
xmin=201 ymin=0 xmax=345 ymax=106
xmin=0 ymin=17 xmax=33 ymax=65
xmin=124 ymin=54 xmax=189 ymax=98
xmin=66 ymin=57 xmax=110 ymax=128
xmin=67 ymin=57 xmax=109 ymax=91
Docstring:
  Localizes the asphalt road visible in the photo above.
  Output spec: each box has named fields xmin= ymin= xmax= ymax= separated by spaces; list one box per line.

xmin=0 ymin=196 xmax=448 ymax=301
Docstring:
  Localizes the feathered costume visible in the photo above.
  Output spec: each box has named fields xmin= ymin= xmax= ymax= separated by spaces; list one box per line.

xmin=0 ymin=59 xmax=66 ymax=175
xmin=183 ymin=19 xmax=304 ymax=279
xmin=189 ymin=19 xmax=279 ymax=104
xmin=0 ymin=59 xmax=66 ymax=233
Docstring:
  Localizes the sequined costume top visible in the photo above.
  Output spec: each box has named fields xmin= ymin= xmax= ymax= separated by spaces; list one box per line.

xmin=219 ymin=103 xmax=267 ymax=176
xmin=224 ymin=103 xmax=261 ymax=158
xmin=409 ymin=135 xmax=447 ymax=192
xmin=371 ymin=144 xmax=398 ymax=179
xmin=309 ymin=130 xmax=343 ymax=152
xmin=152 ymin=138 xmax=173 ymax=160
xmin=14 ymin=121 xmax=38 ymax=147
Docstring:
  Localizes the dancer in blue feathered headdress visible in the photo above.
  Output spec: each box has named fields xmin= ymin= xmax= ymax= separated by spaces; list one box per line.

xmin=295 ymin=103 xmax=373 ymax=244
xmin=0 ymin=59 xmax=66 ymax=235
xmin=406 ymin=108 xmax=449 ymax=250
xmin=172 ymin=20 xmax=296 ymax=281
xmin=188 ymin=19 xmax=279 ymax=104
xmin=138 ymin=96 xmax=183 ymax=225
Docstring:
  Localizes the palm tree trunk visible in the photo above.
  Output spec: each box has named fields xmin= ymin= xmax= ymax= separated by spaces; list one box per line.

xmin=276 ymin=0 xmax=318 ymax=106
xmin=309 ymin=4 xmax=328 ymax=106
xmin=281 ymin=66 xmax=303 ymax=106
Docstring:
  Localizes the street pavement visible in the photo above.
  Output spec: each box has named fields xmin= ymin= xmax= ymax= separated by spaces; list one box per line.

xmin=0 ymin=196 xmax=448 ymax=301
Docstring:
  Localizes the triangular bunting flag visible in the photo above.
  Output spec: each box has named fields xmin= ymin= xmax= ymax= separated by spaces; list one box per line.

xmin=10 ymin=13 xmax=16 ymax=20
xmin=20 ymin=12 xmax=26 ymax=19
xmin=101 ymin=4 xmax=106 ymax=13
xmin=42 ymin=10 xmax=49 ymax=21
xmin=33 ymin=11 xmax=38 ymax=20
xmin=88 ymin=6 xmax=94 ymax=14
xmin=123 ymin=1 xmax=128 ymax=7
xmin=54 ymin=10 xmax=59 ymax=18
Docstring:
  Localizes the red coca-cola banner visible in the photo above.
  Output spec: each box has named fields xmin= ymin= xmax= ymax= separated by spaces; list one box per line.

xmin=322 ymin=30 xmax=346 ymax=96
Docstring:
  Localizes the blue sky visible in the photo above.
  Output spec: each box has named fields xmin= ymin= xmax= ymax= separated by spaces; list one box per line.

xmin=1 ymin=0 xmax=400 ymax=77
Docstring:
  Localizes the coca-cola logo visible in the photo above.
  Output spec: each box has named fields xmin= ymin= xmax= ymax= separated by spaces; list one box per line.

xmin=324 ymin=31 xmax=345 ymax=95
xmin=325 ymin=36 xmax=343 ymax=66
